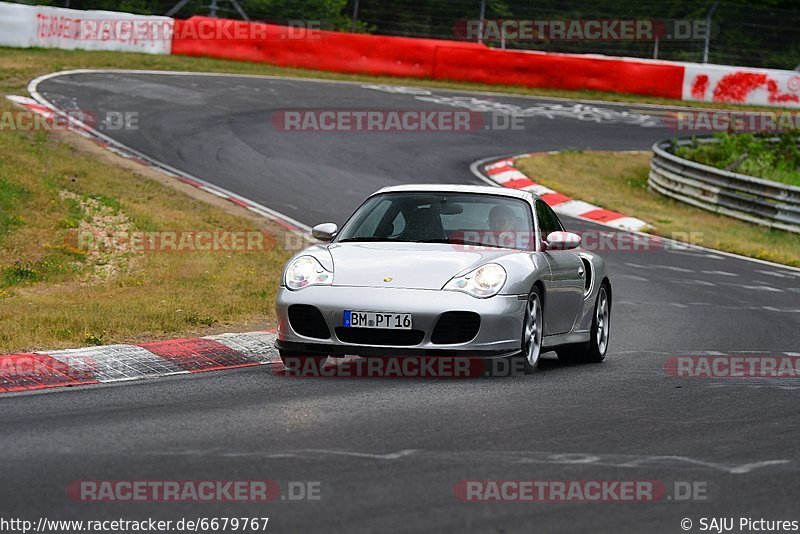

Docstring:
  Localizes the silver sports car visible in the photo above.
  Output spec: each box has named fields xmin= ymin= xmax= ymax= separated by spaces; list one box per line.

xmin=275 ymin=184 xmax=611 ymax=374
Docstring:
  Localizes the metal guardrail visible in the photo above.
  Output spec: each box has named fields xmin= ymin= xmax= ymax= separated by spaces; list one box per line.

xmin=649 ymin=137 xmax=800 ymax=234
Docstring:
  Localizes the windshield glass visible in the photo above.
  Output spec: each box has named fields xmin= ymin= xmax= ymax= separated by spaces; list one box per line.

xmin=336 ymin=192 xmax=534 ymax=250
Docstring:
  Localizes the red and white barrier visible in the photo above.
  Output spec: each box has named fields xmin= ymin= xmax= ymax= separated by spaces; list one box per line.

xmin=682 ymin=64 xmax=800 ymax=106
xmin=0 ymin=1 xmax=173 ymax=54
xmin=2 ymin=2 xmax=799 ymax=107
xmin=169 ymin=15 xmax=800 ymax=109
xmin=170 ymin=16 xmax=686 ymax=100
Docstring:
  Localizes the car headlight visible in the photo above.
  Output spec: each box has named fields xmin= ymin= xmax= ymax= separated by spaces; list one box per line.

xmin=443 ymin=263 xmax=507 ymax=298
xmin=284 ymin=256 xmax=333 ymax=290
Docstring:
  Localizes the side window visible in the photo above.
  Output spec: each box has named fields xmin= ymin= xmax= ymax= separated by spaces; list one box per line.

xmin=535 ymin=200 xmax=564 ymax=237
xmin=389 ymin=211 xmax=406 ymax=236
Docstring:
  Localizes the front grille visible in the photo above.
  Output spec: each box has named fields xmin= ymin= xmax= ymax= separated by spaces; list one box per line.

xmin=335 ymin=327 xmax=425 ymax=346
xmin=431 ymin=311 xmax=481 ymax=344
xmin=288 ymin=305 xmax=330 ymax=339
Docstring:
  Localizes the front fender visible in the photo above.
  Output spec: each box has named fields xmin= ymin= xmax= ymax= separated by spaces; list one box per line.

xmin=496 ymin=252 xmax=550 ymax=295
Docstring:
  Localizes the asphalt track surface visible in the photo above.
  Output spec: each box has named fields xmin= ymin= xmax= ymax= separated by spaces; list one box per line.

xmin=1 ymin=72 xmax=799 ymax=533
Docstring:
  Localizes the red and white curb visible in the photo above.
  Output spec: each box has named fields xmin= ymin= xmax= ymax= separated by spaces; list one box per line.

xmin=481 ymin=152 xmax=651 ymax=232
xmin=0 ymin=331 xmax=279 ymax=394
xmin=4 ymin=92 xmax=295 ymax=396
xmin=6 ymin=92 xmax=310 ymax=235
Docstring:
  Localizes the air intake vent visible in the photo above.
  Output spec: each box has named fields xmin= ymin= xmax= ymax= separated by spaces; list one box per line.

xmin=431 ymin=311 xmax=481 ymax=344
xmin=288 ymin=305 xmax=330 ymax=339
xmin=335 ymin=328 xmax=425 ymax=346
xmin=581 ymin=257 xmax=593 ymax=294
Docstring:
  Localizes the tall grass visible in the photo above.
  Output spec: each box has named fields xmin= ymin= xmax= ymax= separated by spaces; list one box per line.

xmin=675 ymin=132 xmax=800 ymax=187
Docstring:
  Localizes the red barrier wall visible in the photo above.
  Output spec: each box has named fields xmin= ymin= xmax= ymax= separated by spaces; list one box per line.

xmin=434 ymin=46 xmax=683 ymax=98
xmin=172 ymin=17 xmax=684 ymax=100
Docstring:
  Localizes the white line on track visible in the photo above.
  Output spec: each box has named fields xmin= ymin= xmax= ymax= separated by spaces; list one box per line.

xmin=143 ymin=448 xmax=794 ymax=474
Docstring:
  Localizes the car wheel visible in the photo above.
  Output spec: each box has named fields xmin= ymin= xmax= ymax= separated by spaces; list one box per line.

xmin=513 ymin=286 xmax=543 ymax=375
xmin=279 ymin=351 xmax=328 ymax=374
xmin=557 ymin=283 xmax=610 ymax=364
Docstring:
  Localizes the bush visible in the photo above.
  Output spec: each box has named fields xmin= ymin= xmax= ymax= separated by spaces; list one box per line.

xmin=674 ymin=132 xmax=800 ymax=187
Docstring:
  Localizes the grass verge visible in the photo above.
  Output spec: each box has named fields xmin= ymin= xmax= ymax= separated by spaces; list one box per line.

xmin=0 ymin=63 xmax=297 ymax=353
xmin=515 ymin=151 xmax=800 ymax=267
xmin=0 ymin=120 xmax=292 ymax=353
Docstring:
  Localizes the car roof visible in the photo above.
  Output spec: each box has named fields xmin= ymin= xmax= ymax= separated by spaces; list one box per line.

xmin=374 ymin=183 xmax=537 ymax=201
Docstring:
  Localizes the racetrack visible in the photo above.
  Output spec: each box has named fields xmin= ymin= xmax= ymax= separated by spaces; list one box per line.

xmin=2 ymin=71 xmax=799 ymax=533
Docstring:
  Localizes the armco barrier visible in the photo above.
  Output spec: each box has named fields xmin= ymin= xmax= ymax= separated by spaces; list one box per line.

xmin=649 ymin=137 xmax=800 ymax=233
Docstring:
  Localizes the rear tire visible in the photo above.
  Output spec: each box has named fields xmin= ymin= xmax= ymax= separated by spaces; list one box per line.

xmin=557 ymin=283 xmax=610 ymax=364
xmin=279 ymin=351 xmax=328 ymax=374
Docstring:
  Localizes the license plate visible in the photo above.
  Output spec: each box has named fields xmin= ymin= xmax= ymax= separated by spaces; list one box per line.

xmin=343 ymin=310 xmax=412 ymax=329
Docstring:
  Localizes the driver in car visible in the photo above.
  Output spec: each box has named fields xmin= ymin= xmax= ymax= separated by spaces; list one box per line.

xmin=488 ymin=205 xmax=519 ymax=248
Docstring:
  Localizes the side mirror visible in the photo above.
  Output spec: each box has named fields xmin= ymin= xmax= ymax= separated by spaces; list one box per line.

xmin=544 ymin=231 xmax=581 ymax=251
xmin=312 ymin=223 xmax=338 ymax=242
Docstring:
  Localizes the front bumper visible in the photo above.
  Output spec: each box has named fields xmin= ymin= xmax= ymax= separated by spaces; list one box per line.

xmin=275 ymin=285 xmax=526 ymax=358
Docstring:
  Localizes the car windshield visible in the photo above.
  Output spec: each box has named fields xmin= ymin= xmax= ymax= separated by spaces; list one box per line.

xmin=336 ymin=192 xmax=534 ymax=250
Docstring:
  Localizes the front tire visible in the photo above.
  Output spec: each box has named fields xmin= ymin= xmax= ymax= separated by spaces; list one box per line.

xmin=557 ymin=283 xmax=610 ymax=364
xmin=512 ymin=286 xmax=543 ymax=375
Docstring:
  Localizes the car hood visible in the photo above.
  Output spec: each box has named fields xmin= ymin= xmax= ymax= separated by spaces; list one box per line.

xmin=328 ymin=242 xmax=518 ymax=289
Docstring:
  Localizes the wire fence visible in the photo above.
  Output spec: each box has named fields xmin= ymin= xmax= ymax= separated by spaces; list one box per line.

xmin=12 ymin=0 xmax=800 ymax=70
xmin=345 ymin=0 xmax=800 ymax=70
